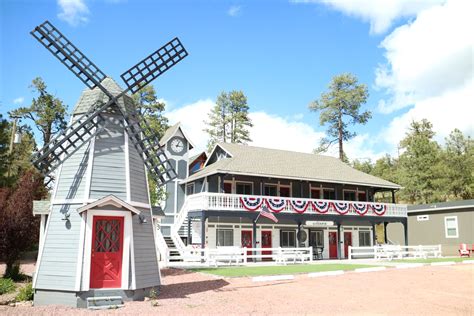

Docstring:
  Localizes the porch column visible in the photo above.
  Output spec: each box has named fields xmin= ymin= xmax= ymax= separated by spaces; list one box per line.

xmin=297 ymin=222 xmax=301 ymax=247
xmin=383 ymin=222 xmax=388 ymax=244
xmin=201 ymin=214 xmax=207 ymax=249
xmin=336 ymin=223 xmax=342 ymax=259
xmin=403 ymin=220 xmax=408 ymax=246
xmin=391 ymin=190 xmax=396 ymax=204
xmin=187 ymin=216 xmax=192 ymax=246
xmin=372 ymin=222 xmax=377 ymax=246
xmin=252 ymin=218 xmax=257 ymax=263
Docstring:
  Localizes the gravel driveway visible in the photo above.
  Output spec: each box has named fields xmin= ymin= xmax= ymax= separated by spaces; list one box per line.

xmin=0 ymin=263 xmax=472 ymax=315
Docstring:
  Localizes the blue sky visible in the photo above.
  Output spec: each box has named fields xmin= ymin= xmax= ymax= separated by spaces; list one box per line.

xmin=1 ymin=0 xmax=472 ymax=160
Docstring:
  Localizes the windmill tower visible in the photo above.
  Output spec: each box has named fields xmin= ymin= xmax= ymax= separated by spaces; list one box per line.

xmin=29 ymin=21 xmax=188 ymax=308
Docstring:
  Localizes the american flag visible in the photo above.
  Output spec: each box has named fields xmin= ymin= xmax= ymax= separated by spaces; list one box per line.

xmin=259 ymin=205 xmax=278 ymax=223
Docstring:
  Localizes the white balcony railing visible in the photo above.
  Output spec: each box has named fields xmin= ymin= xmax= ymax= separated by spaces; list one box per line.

xmin=182 ymin=192 xmax=407 ymax=218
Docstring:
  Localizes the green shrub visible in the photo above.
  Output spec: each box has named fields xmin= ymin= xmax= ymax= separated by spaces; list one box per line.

xmin=4 ymin=263 xmax=27 ymax=282
xmin=0 ymin=278 xmax=16 ymax=295
xmin=15 ymin=283 xmax=33 ymax=302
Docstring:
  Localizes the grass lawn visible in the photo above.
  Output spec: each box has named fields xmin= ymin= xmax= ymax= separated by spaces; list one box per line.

xmin=190 ymin=263 xmax=379 ymax=277
xmin=394 ymin=257 xmax=473 ymax=264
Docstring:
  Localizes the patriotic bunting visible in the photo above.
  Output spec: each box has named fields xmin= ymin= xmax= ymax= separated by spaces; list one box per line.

xmin=370 ymin=204 xmax=387 ymax=216
xmin=240 ymin=197 xmax=264 ymax=211
xmin=311 ymin=200 xmax=330 ymax=214
xmin=352 ymin=203 xmax=369 ymax=215
xmin=289 ymin=200 xmax=310 ymax=213
xmin=265 ymin=198 xmax=287 ymax=213
xmin=332 ymin=202 xmax=350 ymax=215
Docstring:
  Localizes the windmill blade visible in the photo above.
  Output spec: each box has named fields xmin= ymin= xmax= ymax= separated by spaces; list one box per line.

xmin=31 ymin=21 xmax=110 ymax=96
xmin=123 ymin=112 xmax=177 ymax=186
xmin=32 ymin=102 xmax=108 ymax=177
xmin=120 ymin=37 xmax=188 ymax=94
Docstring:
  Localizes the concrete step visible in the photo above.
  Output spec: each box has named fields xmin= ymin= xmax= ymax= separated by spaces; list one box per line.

xmin=87 ymin=296 xmax=124 ymax=310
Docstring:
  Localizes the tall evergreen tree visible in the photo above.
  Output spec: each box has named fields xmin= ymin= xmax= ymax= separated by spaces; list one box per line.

xmin=443 ymin=129 xmax=473 ymax=199
xmin=398 ymin=119 xmax=443 ymax=204
xmin=0 ymin=114 xmax=11 ymax=187
xmin=204 ymin=90 xmax=252 ymax=151
xmin=309 ymin=73 xmax=371 ymax=160
xmin=10 ymin=77 xmax=67 ymax=146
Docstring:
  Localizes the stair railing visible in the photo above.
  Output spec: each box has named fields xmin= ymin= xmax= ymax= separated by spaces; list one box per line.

xmin=154 ymin=220 xmax=170 ymax=263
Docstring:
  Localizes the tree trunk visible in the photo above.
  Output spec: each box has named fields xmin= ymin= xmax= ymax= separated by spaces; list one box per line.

xmin=338 ymin=112 xmax=343 ymax=160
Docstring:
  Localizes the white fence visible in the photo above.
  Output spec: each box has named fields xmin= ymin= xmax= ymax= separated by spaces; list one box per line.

xmin=348 ymin=245 xmax=442 ymax=261
xmin=172 ymin=246 xmax=313 ymax=267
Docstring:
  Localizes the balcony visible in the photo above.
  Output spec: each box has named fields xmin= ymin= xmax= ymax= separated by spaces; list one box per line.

xmin=183 ymin=192 xmax=407 ymax=218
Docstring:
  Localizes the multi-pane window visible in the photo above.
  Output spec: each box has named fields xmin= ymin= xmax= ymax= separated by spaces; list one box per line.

xmin=310 ymin=230 xmax=324 ymax=247
xmin=279 ymin=186 xmax=291 ymax=197
xmin=359 ymin=231 xmax=371 ymax=246
xmin=186 ymin=183 xmax=195 ymax=196
xmin=281 ymin=230 xmax=296 ymax=247
xmin=217 ymin=229 xmax=234 ymax=246
xmin=236 ymin=182 xmax=252 ymax=195
xmin=343 ymin=191 xmax=356 ymax=201
xmin=444 ymin=216 xmax=459 ymax=238
xmin=264 ymin=184 xmax=278 ymax=196
xmin=323 ymin=189 xmax=335 ymax=200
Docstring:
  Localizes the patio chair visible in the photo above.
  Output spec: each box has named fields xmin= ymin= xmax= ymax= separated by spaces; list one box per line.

xmin=458 ymin=243 xmax=470 ymax=257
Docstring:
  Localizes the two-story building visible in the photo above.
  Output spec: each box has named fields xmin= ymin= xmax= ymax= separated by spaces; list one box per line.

xmin=158 ymin=123 xmax=408 ymax=260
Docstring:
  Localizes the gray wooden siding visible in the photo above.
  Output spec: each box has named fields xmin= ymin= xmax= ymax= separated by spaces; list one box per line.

xmin=34 ymin=290 xmax=78 ymax=306
xmin=176 ymin=184 xmax=185 ymax=212
xmin=54 ymin=141 xmax=90 ymax=200
xmin=35 ymin=204 xmax=82 ymax=291
xmin=132 ymin=210 xmax=160 ymax=288
xmin=163 ymin=182 xmax=175 ymax=214
xmin=177 ymin=160 xmax=187 ymax=179
xmin=128 ymin=139 xmax=149 ymax=204
xmin=90 ymin=115 xmax=127 ymax=200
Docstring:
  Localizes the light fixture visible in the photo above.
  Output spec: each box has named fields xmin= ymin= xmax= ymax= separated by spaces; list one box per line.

xmin=139 ymin=213 xmax=147 ymax=224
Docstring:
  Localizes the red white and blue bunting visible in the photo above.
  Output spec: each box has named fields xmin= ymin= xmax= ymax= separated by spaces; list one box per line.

xmin=311 ymin=201 xmax=330 ymax=214
xmin=240 ymin=197 xmax=264 ymax=211
xmin=370 ymin=204 xmax=386 ymax=216
xmin=265 ymin=198 xmax=287 ymax=213
xmin=332 ymin=202 xmax=350 ymax=215
xmin=352 ymin=203 xmax=369 ymax=215
xmin=289 ymin=200 xmax=311 ymax=213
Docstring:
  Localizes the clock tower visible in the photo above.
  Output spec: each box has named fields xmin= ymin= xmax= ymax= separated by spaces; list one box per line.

xmin=158 ymin=123 xmax=194 ymax=236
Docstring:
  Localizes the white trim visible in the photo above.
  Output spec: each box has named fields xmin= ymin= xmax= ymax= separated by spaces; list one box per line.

xmin=74 ymin=212 xmax=87 ymax=291
xmin=51 ymin=198 xmax=150 ymax=209
xmin=203 ymin=143 xmax=234 ymax=167
xmin=33 ymin=209 xmax=53 ymax=288
xmin=82 ymin=210 xmax=132 ymax=291
xmin=183 ymin=169 xmax=401 ymax=189
xmin=77 ymin=195 xmax=141 ymax=215
xmin=408 ymin=204 xmax=474 ymax=213
xmin=128 ymin=214 xmax=136 ymax=289
xmin=263 ymin=183 xmax=278 ymax=196
xmin=223 ymin=179 xmax=234 ymax=193
xmin=309 ymin=185 xmax=322 ymax=199
xmin=278 ymin=183 xmax=292 ymax=197
xmin=235 ymin=180 xmax=254 ymax=195
xmin=124 ymin=131 xmax=131 ymax=203
xmin=444 ymin=216 xmax=459 ymax=238
xmin=83 ymin=133 xmax=96 ymax=201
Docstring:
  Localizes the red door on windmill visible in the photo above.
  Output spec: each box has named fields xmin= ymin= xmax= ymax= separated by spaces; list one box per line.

xmin=90 ymin=216 xmax=124 ymax=288
xmin=329 ymin=231 xmax=338 ymax=259
xmin=241 ymin=231 xmax=252 ymax=260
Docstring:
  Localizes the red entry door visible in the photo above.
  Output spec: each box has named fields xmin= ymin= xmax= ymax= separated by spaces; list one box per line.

xmin=329 ymin=232 xmax=338 ymax=259
xmin=90 ymin=216 xmax=124 ymax=289
xmin=241 ymin=231 xmax=253 ymax=260
xmin=344 ymin=232 xmax=352 ymax=258
xmin=261 ymin=231 xmax=272 ymax=260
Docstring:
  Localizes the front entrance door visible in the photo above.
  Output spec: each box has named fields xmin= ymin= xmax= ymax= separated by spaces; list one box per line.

xmin=90 ymin=216 xmax=124 ymax=289
xmin=241 ymin=230 xmax=253 ymax=260
xmin=344 ymin=232 xmax=352 ymax=258
xmin=329 ymin=231 xmax=338 ymax=259
xmin=261 ymin=231 xmax=272 ymax=260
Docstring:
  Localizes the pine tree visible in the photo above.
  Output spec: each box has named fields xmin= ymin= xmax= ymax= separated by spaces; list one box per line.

xmin=204 ymin=90 xmax=252 ymax=151
xmin=309 ymin=73 xmax=371 ymax=160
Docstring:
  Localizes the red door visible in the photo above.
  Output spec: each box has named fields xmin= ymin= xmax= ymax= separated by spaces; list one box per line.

xmin=241 ymin=231 xmax=252 ymax=260
xmin=280 ymin=187 xmax=290 ymax=197
xmin=344 ymin=232 xmax=352 ymax=258
xmin=90 ymin=216 xmax=124 ymax=289
xmin=261 ymin=231 xmax=272 ymax=260
xmin=329 ymin=232 xmax=338 ymax=259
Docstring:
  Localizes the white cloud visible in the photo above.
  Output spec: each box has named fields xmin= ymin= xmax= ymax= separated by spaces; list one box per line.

xmin=13 ymin=97 xmax=24 ymax=104
xmin=291 ymin=0 xmax=445 ymax=34
xmin=57 ymin=0 xmax=90 ymax=26
xmin=376 ymin=0 xmax=473 ymax=113
xmin=165 ymin=99 xmax=325 ymax=155
xmin=227 ymin=5 xmax=242 ymax=17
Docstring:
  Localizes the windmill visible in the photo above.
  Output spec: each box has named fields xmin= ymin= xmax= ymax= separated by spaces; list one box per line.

xmin=30 ymin=21 xmax=188 ymax=308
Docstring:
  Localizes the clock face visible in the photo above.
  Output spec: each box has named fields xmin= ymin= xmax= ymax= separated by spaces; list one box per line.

xmin=169 ymin=137 xmax=185 ymax=155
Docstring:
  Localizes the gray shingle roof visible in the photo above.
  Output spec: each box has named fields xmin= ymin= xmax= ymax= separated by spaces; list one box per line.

xmin=408 ymin=199 xmax=474 ymax=213
xmin=185 ymin=142 xmax=401 ymax=189
xmin=159 ymin=122 xmax=180 ymax=145
xmin=72 ymin=77 xmax=135 ymax=115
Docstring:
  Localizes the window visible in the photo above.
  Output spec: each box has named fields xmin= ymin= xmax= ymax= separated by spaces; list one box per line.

xmin=310 ymin=230 xmax=324 ymax=247
xmin=343 ymin=191 xmax=356 ymax=201
xmin=223 ymin=182 xmax=232 ymax=194
xmin=280 ymin=230 xmax=296 ymax=247
xmin=264 ymin=184 xmax=278 ymax=196
xmin=358 ymin=192 xmax=367 ymax=201
xmin=186 ymin=183 xmax=195 ymax=196
xmin=444 ymin=216 xmax=459 ymax=238
xmin=217 ymin=229 xmax=234 ymax=246
xmin=279 ymin=185 xmax=291 ymax=197
xmin=236 ymin=182 xmax=253 ymax=195
xmin=311 ymin=188 xmax=321 ymax=199
xmin=359 ymin=231 xmax=371 ymax=246
xmin=323 ymin=189 xmax=335 ymax=200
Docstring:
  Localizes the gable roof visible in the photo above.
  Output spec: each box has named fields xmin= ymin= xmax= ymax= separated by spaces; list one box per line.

xmin=185 ymin=142 xmax=401 ymax=189
xmin=408 ymin=199 xmax=474 ymax=213
xmin=159 ymin=122 xmax=195 ymax=149
xmin=189 ymin=151 xmax=208 ymax=165
xmin=76 ymin=195 xmax=141 ymax=214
